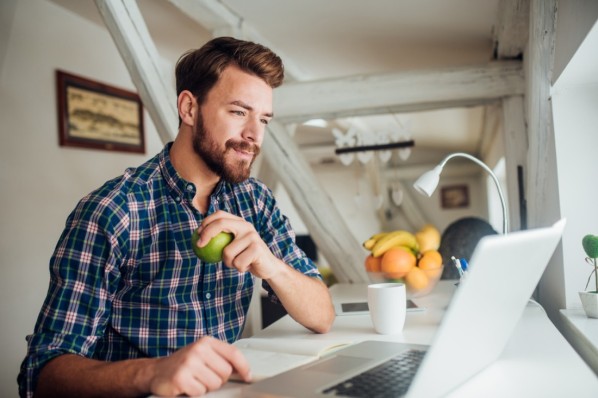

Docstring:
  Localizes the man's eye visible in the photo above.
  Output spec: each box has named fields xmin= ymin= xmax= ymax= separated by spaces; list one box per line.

xmin=232 ymin=110 xmax=245 ymax=116
xmin=261 ymin=119 xmax=270 ymax=125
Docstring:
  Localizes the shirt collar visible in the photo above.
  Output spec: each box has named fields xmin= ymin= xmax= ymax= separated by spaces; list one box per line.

xmin=159 ymin=142 xmax=227 ymax=202
xmin=159 ymin=142 xmax=189 ymax=202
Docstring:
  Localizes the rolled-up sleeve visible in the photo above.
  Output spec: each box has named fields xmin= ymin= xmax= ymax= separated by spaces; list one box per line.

xmin=18 ymin=194 xmax=126 ymax=398
xmin=251 ymin=183 xmax=323 ymax=302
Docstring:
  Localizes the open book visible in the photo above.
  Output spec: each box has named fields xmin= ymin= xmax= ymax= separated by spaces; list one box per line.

xmin=232 ymin=337 xmax=353 ymax=382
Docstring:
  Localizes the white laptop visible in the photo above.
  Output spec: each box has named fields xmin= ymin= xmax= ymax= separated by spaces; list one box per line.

xmin=243 ymin=219 xmax=566 ymax=398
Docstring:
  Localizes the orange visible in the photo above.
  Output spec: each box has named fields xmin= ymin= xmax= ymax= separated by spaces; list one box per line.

xmin=381 ymin=247 xmax=416 ymax=278
xmin=364 ymin=255 xmax=382 ymax=272
xmin=418 ymin=250 xmax=442 ymax=270
xmin=405 ymin=267 xmax=429 ymax=290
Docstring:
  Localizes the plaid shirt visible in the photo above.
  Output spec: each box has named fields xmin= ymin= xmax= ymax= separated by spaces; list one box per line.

xmin=18 ymin=143 xmax=320 ymax=397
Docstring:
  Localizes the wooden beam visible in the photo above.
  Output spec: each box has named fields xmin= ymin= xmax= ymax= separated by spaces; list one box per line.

xmin=526 ymin=0 xmax=559 ymax=229
xmin=501 ymin=96 xmax=527 ymax=231
xmin=168 ymin=0 xmax=309 ymax=81
xmin=94 ymin=0 xmax=177 ymax=144
xmin=274 ymin=61 xmax=525 ymax=123
xmin=168 ymin=0 xmax=239 ymax=32
xmin=478 ymin=103 xmax=501 ymax=157
xmin=494 ymin=0 xmax=530 ymax=59
xmin=264 ymin=121 xmax=368 ymax=283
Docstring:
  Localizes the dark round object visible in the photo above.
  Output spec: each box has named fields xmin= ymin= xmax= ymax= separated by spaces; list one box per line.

xmin=438 ymin=217 xmax=497 ymax=279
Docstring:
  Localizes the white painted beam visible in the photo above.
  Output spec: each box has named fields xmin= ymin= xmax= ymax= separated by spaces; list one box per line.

xmin=168 ymin=0 xmax=239 ymax=31
xmin=274 ymin=62 xmax=525 ymax=123
xmin=168 ymin=0 xmax=309 ymax=80
xmin=526 ymin=0 xmax=559 ymax=229
xmin=478 ymin=103 xmax=501 ymax=157
xmin=94 ymin=0 xmax=177 ymax=144
xmin=264 ymin=121 xmax=368 ymax=283
xmin=501 ymin=96 xmax=527 ymax=231
xmin=494 ymin=0 xmax=530 ymax=59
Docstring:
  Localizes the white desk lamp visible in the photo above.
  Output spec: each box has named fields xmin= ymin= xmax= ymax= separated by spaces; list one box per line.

xmin=413 ymin=152 xmax=509 ymax=234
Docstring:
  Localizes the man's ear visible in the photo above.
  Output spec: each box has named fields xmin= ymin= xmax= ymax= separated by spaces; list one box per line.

xmin=178 ymin=90 xmax=197 ymax=127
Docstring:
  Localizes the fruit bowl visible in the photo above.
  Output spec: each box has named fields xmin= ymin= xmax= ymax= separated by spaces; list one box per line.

xmin=363 ymin=225 xmax=443 ymax=298
xmin=367 ymin=265 xmax=443 ymax=298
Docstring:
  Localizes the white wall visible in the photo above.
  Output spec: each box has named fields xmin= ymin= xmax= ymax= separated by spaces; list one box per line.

xmin=537 ymin=6 xmax=598 ymax=324
xmin=551 ymin=13 xmax=598 ymax=308
xmin=313 ymin=165 xmax=385 ymax=243
xmin=553 ymin=83 xmax=598 ymax=307
xmin=0 ymin=2 xmax=165 ymax=396
xmin=403 ymin=174 xmax=487 ymax=233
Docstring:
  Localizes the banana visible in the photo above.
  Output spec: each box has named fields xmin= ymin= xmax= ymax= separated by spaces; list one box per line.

xmin=362 ymin=232 xmax=389 ymax=250
xmin=363 ymin=238 xmax=377 ymax=250
xmin=371 ymin=230 xmax=419 ymax=257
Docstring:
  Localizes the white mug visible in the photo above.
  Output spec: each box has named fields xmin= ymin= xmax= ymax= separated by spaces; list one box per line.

xmin=368 ymin=283 xmax=407 ymax=334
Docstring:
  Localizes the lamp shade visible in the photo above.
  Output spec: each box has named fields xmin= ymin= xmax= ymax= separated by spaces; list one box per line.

xmin=413 ymin=165 xmax=443 ymax=197
xmin=412 ymin=152 xmax=509 ymax=234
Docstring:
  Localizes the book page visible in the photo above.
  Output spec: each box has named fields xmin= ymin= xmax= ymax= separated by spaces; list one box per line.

xmin=231 ymin=349 xmax=318 ymax=382
xmin=231 ymin=338 xmax=353 ymax=382
xmin=234 ymin=338 xmax=350 ymax=357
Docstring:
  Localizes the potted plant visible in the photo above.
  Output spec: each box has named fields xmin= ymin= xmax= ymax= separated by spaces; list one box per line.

xmin=580 ymin=234 xmax=598 ymax=318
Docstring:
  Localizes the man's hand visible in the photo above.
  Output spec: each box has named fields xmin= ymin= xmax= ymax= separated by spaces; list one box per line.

xmin=196 ymin=210 xmax=280 ymax=279
xmin=35 ymin=336 xmax=251 ymax=398
xmin=149 ymin=336 xmax=251 ymax=396
xmin=196 ymin=211 xmax=335 ymax=334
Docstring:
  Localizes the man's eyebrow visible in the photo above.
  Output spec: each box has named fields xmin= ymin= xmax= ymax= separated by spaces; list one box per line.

xmin=230 ymin=100 xmax=273 ymax=118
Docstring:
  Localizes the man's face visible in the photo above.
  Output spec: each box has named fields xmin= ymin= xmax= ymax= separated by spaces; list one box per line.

xmin=192 ymin=65 xmax=273 ymax=183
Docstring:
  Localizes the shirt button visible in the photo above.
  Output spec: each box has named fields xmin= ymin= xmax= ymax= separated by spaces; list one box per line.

xmin=186 ymin=184 xmax=194 ymax=192
xmin=205 ymin=292 xmax=212 ymax=299
xmin=174 ymin=196 xmax=181 ymax=202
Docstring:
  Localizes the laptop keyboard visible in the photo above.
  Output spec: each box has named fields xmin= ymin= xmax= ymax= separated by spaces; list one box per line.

xmin=322 ymin=349 xmax=426 ymax=398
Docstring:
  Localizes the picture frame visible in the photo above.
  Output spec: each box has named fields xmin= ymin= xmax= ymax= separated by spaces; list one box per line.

xmin=56 ymin=70 xmax=145 ymax=154
xmin=440 ymin=184 xmax=470 ymax=209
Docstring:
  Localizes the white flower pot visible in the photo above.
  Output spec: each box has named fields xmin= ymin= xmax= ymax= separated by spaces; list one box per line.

xmin=579 ymin=291 xmax=598 ymax=318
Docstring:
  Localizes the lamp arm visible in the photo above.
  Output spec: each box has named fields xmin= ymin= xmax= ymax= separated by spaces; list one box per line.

xmin=440 ymin=152 xmax=509 ymax=234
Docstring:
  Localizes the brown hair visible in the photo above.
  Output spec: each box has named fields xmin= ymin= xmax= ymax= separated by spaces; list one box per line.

xmin=175 ymin=37 xmax=284 ymax=122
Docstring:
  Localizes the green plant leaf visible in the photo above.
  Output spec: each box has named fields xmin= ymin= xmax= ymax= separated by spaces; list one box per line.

xmin=582 ymin=234 xmax=598 ymax=259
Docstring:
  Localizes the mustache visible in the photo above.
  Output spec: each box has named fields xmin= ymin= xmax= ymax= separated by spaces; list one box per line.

xmin=226 ymin=140 xmax=261 ymax=156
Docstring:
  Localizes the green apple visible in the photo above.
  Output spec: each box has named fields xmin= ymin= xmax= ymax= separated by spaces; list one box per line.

xmin=582 ymin=234 xmax=598 ymax=259
xmin=191 ymin=230 xmax=234 ymax=263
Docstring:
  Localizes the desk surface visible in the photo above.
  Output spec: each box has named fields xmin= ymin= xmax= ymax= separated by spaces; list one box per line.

xmin=204 ymin=281 xmax=598 ymax=397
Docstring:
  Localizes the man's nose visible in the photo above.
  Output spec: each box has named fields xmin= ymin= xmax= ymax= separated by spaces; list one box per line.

xmin=241 ymin=117 xmax=264 ymax=143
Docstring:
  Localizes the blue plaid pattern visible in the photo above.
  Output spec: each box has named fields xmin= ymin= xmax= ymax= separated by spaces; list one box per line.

xmin=18 ymin=143 xmax=320 ymax=397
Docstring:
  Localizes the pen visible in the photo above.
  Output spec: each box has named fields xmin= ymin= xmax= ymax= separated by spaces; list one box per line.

xmin=451 ymin=256 xmax=464 ymax=277
xmin=460 ymin=258 xmax=469 ymax=272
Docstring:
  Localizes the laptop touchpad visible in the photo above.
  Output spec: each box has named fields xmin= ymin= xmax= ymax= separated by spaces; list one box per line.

xmin=305 ymin=355 xmax=369 ymax=374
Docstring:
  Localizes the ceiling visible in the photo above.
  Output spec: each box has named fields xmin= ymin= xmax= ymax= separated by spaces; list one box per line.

xmin=51 ymin=0 xmax=506 ymax=170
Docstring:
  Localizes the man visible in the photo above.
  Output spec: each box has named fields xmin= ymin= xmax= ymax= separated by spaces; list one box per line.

xmin=19 ymin=37 xmax=335 ymax=397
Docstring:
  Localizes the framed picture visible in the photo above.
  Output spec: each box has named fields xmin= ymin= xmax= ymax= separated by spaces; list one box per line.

xmin=56 ymin=70 xmax=145 ymax=154
xmin=441 ymin=184 xmax=470 ymax=209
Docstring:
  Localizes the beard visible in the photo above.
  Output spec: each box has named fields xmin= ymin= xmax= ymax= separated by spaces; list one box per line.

xmin=192 ymin=113 xmax=261 ymax=184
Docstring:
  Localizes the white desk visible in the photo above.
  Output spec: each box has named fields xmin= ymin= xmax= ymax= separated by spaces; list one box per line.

xmin=204 ymin=281 xmax=598 ymax=397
